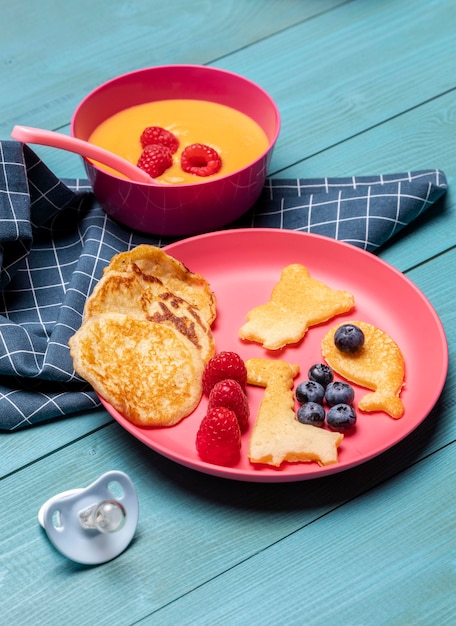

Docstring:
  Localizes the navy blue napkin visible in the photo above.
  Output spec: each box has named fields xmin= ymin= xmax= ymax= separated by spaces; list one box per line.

xmin=0 ymin=140 xmax=447 ymax=429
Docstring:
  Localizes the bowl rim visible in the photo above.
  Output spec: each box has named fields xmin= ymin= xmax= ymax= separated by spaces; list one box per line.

xmin=71 ymin=64 xmax=281 ymax=187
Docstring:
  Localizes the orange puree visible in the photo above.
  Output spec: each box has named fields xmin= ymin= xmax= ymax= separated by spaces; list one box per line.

xmin=88 ymin=99 xmax=269 ymax=184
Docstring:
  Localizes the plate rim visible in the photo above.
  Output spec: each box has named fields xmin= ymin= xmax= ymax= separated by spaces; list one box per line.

xmin=101 ymin=228 xmax=449 ymax=482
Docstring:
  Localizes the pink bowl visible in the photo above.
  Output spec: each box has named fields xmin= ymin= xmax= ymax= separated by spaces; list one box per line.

xmin=71 ymin=65 xmax=280 ymax=236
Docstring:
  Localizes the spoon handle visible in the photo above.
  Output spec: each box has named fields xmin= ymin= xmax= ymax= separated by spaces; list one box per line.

xmin=11 ymin=125 xmax=154 ymax=184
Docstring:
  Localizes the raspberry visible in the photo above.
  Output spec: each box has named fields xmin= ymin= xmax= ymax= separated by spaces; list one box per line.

xmin=137 ymin=144 xmax=173 ymax=178
xmin=202 ymin=351 xmax=247 ymax=396
xmin=208 ymin=379 xmax=250 ymax=433
xmin=180 ymin=143 xmax=222 ymax=177
xmin=140 ymin=126 xmax=179 ymax=153
xmin=195 ymin=406 xmax=241 ymax=466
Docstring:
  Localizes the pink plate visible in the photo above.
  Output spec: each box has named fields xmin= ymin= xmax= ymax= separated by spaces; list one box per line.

xmin=100 ymin=229 xmax=448 ymax=482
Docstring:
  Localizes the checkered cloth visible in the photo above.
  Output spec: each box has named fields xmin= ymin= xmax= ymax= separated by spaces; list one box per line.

xmin=0 ymin=140 xmax=447 ymax=430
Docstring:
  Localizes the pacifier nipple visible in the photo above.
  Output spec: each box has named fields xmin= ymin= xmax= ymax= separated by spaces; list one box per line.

xmin=79 ymin=499 xmax=127 ymax=533
xmin=38 ymin=470 xmax=138 ymax=565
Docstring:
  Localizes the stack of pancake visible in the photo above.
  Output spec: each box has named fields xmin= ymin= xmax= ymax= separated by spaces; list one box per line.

xmin=69 ymin=245 xmax=216 ymax=427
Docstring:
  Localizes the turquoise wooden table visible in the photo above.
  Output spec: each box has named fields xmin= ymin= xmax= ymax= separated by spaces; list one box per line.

xmin=1 ymin=1 xmax=455 ymax=623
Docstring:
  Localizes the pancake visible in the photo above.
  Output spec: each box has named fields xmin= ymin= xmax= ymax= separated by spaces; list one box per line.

xmin=103 ymin=245 xmax=216 ymax=325
xmin=69 ymin=313 xmax=204 ymax=427
xmin=83 ymin=270 xmax=215 ymax=363
xmin=246 ymin=358 xmax=343 ymax=467
xmin=322 ymin=320 xmax=405 ymax=418
xmin=239 ymin=264 xmax=355 ymax=350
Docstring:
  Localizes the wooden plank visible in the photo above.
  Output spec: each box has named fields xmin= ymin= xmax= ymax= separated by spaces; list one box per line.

xmin=149 ymin=443 xmax=456 ymax=625
xmin=0 ymin=411 xmax=110 ymax=479
xmin=10 ymin=0 xmax=454 ymax=208
xmin=0 ymin=0 xmax=343 ymax=136
xmin=2 ymin=416 xmax=454 ymax=623
xmin=280 ymin=91 xmax=456 ymax=272
xmin=215 ymin=0 xmax=456 ymax=178
xmin=405 ymin=250 xmax=455 ymax=453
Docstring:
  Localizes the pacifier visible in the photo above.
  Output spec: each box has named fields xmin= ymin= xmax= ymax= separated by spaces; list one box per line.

xmin=38 ymin=470 xmax=139 ymax=565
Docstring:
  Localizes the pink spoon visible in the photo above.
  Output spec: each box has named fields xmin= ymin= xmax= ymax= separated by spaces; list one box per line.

xmin=11 ymin=125 xmax=155 ymax=184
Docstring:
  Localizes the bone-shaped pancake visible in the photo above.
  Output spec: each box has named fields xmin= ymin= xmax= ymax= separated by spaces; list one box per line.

xmin=246 ymin=358 xmax=343 ymax=467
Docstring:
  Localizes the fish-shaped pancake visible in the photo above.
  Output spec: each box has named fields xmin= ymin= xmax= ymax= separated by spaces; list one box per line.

xmin=322 ymin=321 xmax=405 ymax=419
xmin=246 ymin=358 xmax=343 ymax=466
xmin=239 ymin=264 xmax=355 ymax=350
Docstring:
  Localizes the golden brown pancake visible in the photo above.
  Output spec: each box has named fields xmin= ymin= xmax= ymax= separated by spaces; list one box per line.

xmin=104 ymin=245 xmax=216 ymax=325
xmin=239 ymin=264 xmax=355 ymax=350
xmin=84 ymin=270 xmax=215 ymax=363
xmin=322 ymin=320 xmax=405 ymax=418
xmin=246 ymin=358 xmax=343 ymax=466
xmin=69 ymin=313 xmax=204 ymax=427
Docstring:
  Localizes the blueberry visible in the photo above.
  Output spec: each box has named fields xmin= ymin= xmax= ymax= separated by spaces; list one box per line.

xmin=308 ymin=363 xmax=334 ymax=388
xmin=325 ymin=381 xmax=355 ymax=406
xmin=334 ymin=324 xmax=365 ymax=354
xmin=295 ymin=380 xmax=325 ymax=404
xmin=297 ymin=402 xmax=326 ymax=427
xmin=326 ymin=404 xmax=357 ymax=431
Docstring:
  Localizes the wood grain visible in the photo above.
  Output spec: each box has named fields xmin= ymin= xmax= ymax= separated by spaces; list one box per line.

xmin=0 ymin=0 xmax=454 ymax=623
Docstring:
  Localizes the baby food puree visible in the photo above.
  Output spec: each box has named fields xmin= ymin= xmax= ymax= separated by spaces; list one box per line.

xmin=88 ymin=99 xmax=269 ymax=184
